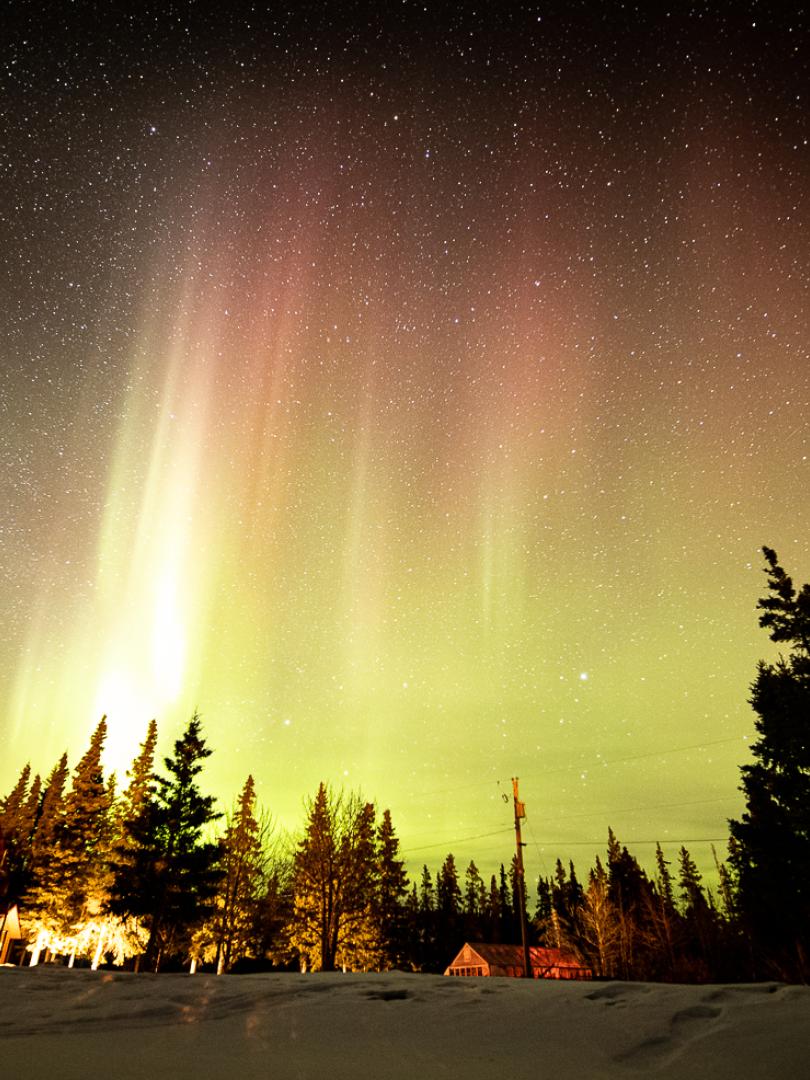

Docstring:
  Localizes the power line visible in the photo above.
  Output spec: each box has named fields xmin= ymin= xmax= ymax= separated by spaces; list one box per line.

xmin=399 ymin=735 xmax=749 ymax=803
xmin=545 ymin=794 xmax=739 ymax=821
xmin=542 ymin=736 xmax=747 ymax=775
xmin=403 ymin=827 xmax=512 ymax=854
xmin=401 ymin=790 xmax=739 ymax=859
xmin=532 ymin=837 xmax=729 ymax=847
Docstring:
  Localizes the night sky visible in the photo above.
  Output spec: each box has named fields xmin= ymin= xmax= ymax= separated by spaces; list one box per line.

xmin=2 ymin=3 xmax=809 ymax=886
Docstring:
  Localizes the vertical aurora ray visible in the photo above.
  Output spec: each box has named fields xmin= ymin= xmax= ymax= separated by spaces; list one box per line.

xmin=8 ymin=269 xmax=228 ymax=773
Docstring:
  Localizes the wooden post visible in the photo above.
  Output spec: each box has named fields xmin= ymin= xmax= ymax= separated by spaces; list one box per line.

xmin=512 ymin=778 xmax=532 ymax=978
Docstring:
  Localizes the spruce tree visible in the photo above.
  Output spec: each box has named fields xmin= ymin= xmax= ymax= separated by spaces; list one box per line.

xmin=30 ymin=753 xmax=69 ymax=867
xmin=533 ymin=876 xmax=553 ymax=945
xmin=376 ymin=808 xmax=409 ymax=969
xmin=23 ymin=721 xmax=124 ymax=966
xmin=435 ymin=853 xmax=462 ymax=962
xmin=606 ymin=828 xmax=652 ymax=979
xmin=415 ymin=865 xmax=436 ymax=968
xmin=0 ymin=764 xmax=34 ymax=903
xmin=463 ymin=860 xmax=487 ymax=940
xmin=551 ymin=859 xmax=583 ymax=954
xmin=118 ymin=719 xmax=158 ymax=835
xmin=498 ymin=863 xmax=513 ymax=940
xmin=210 ymin=774 xmax=268 ymax=973
xmin=729 ymin=546 xmax=810 ymax=980
xmin=677 ymin=845 xmax=716 ymax=980
xmin=110 ymin=712 xmax=222 ymax=971
xmin=58 ymin=718 xmax=117 ymax=952
xmin=1 ymin=764 xmax=31 ymax=839
xmin=509 ymin=854 xmax=531 ymax=946
xmin=23 ymin=752 xmax=69 ymax=956
xmin=58 ymin=718 xmax=112 ymax=884
xmin=648 ymin=842 xmax=679 ymax=979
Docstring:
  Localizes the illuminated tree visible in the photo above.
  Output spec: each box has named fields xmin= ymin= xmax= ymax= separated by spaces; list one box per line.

xmin=29 ymin=753 xmax=69 ymax=869
xmin=117 ymin=719 xmax=158 ymax=834
xmin=59 ymin=718 xmax=114 ymax=883
xmin=579 ymin=860 xmax=621 ymax=977
xmin=23 ymin=753 xmax=69 ymax=958
xmin=729 ymin=547 xmax=810 ymax=980
xmin=286 ymin=784 xmax=382 ymax=971
xmin=110 ymin=712 xmax=222 ymax=971
xmin=24 ymin=720 xmax=120 ymax=966
xmin=209 ymin=774 xmax=270 ymax=973
xmin=0 ymin=763 xmax=39 ymax=903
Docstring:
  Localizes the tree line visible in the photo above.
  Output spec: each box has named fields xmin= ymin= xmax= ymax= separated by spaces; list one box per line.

xmin=1 ymin=546 xmax=808 ymax=981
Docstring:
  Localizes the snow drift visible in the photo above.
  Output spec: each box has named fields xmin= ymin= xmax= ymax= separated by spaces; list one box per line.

xmin=1 ymin=966 xmax=808 ymax=1079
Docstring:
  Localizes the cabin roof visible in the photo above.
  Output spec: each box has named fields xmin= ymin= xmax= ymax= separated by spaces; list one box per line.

xmin=451 ymin=942 xmax=585 ymax=969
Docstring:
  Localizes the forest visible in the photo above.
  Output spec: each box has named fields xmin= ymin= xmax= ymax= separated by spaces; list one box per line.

xmin=1 ymin=547 xmax=808 ymax=983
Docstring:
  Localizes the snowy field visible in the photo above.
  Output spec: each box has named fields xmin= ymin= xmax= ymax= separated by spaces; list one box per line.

xmin=1 ymin=967 xmax=809 ymax=1080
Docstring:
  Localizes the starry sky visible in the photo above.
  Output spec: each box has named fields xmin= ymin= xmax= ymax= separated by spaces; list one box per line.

xmin=2 ymin=2 xmax=809 ymax=887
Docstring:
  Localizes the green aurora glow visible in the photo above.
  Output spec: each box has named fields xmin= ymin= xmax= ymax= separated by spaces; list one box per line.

xmin=2 ymin=5 xmax=809 ymax=888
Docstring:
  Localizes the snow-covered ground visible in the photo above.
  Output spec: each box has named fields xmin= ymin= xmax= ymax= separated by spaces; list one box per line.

xmin=1 ymin=966 xmax=808 ymax=1079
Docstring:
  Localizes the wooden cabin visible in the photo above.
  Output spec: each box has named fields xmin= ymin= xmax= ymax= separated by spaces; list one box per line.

xmin=445 ymin=942 xmax=592 ymax=980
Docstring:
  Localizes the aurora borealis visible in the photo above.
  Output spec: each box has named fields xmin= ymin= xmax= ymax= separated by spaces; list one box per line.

xmin=2 ymin=3 xmax=809 ymax=885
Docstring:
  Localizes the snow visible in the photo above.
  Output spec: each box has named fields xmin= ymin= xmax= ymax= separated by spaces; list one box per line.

xmin=1 ymin=966 xmax=808 ymax=1079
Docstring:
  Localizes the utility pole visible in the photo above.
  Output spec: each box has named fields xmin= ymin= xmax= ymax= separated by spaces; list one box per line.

xmin=512 ymin=777 xmax=532 ymax=978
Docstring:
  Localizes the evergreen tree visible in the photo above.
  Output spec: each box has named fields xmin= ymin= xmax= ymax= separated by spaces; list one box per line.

xmin=402 ymin=880 xmax=421 ymax=970
xmin=677 ymin=845 xmax=715 ymax=980
xmin=413 ymin=865 xmax=436 ymax=969
xmin=57 ymin=719 xmax=113 ymax=907
xmin=435 ymin=853 xmax=462 ymax=961
xmin=533 ymin=876 xmax=554 ymax=946
xmin=23 ymin=752 xmax=69 ymax=959
xmin=647 ymin=842 xmax=679 ymax=979
xmin=463 ymin=860 xmax=487 ymax=940
xmin=498 ymin=863 xmax=514 ymax=940
xmin=419 ymin=864 xmax=435 ymax=913
xmin=209 ymin=774 xmax=269 ymax=973
xmin=551 ymin=859 xmax=583 ymax=953
xmin=509 ymin=854 xmax=530 ymax=945
xmin=376 ymin=808 xmax=409 ymax=969
xmin=29 ymin=753 xmax=69 ymax=869
xmin=1 ymin=764 xmax=31 ymax=840
xmin=606 ymin=828 xmax=653 ymax=979
xmin=487 ymin=873 xmax=502 ymax=942
xmin=110 ymin=712 xmax=222 ymax=971
xmin=729 ymin=546 xmax=810 ymax=980
xmin=0 ymin=764 xmax=35 ymax=903
xmin=117 ymin=719 xmax=158 ymax=837
xmin=22 ymin=721 xmax=123 ymax=967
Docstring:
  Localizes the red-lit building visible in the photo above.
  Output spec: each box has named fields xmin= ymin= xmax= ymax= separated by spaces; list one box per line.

xmin=445 ymin=942 xmax=592 ymax=980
